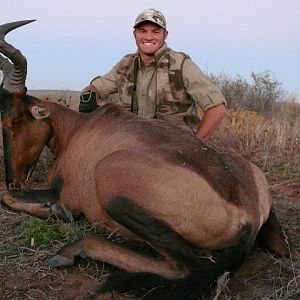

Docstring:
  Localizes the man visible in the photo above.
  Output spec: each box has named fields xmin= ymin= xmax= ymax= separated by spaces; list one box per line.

xmin=80 ymin=8 xmax=226 ymax=140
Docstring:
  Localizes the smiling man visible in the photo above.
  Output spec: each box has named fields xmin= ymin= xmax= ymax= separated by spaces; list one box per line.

xmin=80 ymin=8 xmax=226 ymax=139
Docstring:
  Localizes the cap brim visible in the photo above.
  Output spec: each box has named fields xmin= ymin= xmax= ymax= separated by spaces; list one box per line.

xmin=133 ymin=20 xmax=165 ymax=29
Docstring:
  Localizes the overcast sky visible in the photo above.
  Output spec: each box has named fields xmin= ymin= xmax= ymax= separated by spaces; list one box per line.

xmin=1 ymin=0 xmax=299 ymax=98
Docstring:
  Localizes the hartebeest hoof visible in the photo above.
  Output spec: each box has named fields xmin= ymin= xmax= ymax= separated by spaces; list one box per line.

xmin=1 ymin=191 xmax=74 ymax=222
xmin=49 ymin=247 xmax=88 ymax=269
xmin=48 ymin=255 xmax=74 ymax=268
xmin=50 ymin=203 xmax=74 ymax=223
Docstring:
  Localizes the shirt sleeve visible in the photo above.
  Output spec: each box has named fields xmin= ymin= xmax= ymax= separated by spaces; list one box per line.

xmin=90 ymin=64 xmax=119 ymax=99
xmin=182 ymin=59 xmax=226 ymax=112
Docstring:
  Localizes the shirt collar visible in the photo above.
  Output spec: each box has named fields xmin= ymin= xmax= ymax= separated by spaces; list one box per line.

xmin=154 ymin=42 xmax=168 ymax=62
xmin=135 ymin=42 xmax=169 ymax=68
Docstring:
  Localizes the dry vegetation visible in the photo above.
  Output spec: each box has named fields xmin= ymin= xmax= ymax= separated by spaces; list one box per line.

xmin=212 ymin=108 xmax=300 ymax=175
xmin=0 ymin=79 xmax=299 ymax=299
xmin=28 ymin=90 xmax=81 ymax=111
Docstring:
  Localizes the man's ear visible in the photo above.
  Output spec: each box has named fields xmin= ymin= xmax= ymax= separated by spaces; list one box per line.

xmin=164 ymin=30 xmax=169 ymax=40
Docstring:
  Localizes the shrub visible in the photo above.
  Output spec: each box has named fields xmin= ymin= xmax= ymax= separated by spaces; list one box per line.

xmin=210 ymin=71 xmax=287 ymax=116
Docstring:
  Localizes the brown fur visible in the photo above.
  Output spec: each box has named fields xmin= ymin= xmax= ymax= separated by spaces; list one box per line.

xmin=1 ymin=95 xmax=295 ymax=299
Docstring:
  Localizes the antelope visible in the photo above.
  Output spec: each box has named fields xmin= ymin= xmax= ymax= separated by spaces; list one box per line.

xmin=0 ymin=20 xmax=297 ymax=299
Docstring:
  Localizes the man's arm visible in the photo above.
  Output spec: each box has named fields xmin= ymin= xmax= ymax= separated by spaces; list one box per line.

xmin=195 ymin=104 xmax=226 ymax=140
xmin=182 ymin=59 xmax=227 ymax=139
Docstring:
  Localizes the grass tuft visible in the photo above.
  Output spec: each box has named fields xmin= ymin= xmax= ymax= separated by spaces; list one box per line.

xmin=17 ymin=216 xmax=73 ymax=249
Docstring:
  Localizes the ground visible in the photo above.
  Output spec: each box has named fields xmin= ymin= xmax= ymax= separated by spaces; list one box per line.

xmin=0 ymin=177 xmax=299 ymax=300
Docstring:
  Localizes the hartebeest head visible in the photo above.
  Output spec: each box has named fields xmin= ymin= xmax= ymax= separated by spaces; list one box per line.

xmin=0 ymin=21 xmax=51 ymax=189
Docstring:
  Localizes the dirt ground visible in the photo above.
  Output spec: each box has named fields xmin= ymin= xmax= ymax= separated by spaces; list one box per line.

xmin=0 ymin=177 xmax=299 ymax=300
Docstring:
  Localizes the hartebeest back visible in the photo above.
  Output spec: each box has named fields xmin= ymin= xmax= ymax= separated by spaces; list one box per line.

xmin=0 ymin=20 xmax=297 ymax=299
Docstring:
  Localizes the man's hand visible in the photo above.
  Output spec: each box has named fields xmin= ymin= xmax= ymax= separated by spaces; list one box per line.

xmin=79 ymin=85 xmax=99 ymax=113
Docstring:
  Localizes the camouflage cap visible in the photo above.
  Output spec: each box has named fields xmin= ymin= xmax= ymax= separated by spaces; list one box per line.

xmin=134 ymin=9 xmax=166 ymax=29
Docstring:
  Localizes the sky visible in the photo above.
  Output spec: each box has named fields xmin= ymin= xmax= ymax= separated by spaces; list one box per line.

xmin=1 ymin=0 xmax=299 ymax=98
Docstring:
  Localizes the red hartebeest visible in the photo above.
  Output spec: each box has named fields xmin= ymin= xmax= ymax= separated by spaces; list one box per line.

xmin=0 ymin=21 xmax=297 ymax=299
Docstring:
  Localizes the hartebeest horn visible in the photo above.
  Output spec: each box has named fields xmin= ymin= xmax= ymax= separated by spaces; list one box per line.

xmin=0 ymin=20 xmax=35 ymax=92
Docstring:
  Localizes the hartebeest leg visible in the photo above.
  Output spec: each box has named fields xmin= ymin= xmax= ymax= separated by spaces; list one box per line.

xmin=1 ymin=189 xmax=74 ymax=222
xmin=48 ymin=234 xmax=188 ymax=280
xmin=257 ymin=207 xmax=300 ymax=260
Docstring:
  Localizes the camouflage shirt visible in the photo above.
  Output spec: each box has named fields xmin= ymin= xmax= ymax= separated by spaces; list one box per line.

xmin=91 ymin=43 xmax=226 ymax=131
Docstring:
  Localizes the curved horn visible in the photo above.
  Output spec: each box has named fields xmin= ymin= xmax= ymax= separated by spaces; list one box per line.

xmin=0 ymin=54 xmax=13 ymax=84
xmin=0 ymin=20 xmax=35 ymax=92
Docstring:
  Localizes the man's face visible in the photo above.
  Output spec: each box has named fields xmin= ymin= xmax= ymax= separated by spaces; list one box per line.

xmin=134 ymin=22 xmax=168 ymax=56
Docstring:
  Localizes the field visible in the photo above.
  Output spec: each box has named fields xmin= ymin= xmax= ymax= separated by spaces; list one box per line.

xmin=0 ymin=91 xmax=299 ymax=299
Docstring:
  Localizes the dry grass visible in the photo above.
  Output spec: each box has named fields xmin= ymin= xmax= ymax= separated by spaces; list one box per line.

xmin=28 ymin=89 xmax=80 ymax=111
xmin=212 ymin=109 xmax=300 ymax=175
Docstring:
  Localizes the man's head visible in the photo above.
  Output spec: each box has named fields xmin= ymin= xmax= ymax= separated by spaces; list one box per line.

xmin=134 ymin=9 xmax=166 ymax=29
xmin=133 ymin=9 xmax=168 ymax=60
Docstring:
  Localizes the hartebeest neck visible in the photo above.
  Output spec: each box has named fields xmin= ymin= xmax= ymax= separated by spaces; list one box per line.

xmin=45 ymin=102 xmax=84 ymax=158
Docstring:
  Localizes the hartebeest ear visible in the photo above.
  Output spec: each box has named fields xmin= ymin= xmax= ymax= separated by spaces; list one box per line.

xmin=30 ymin=105 xmax=50 ymax=119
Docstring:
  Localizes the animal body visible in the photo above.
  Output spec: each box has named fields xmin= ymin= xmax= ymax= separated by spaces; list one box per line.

xmin=0 ymin=20 xmax=296 ymax=299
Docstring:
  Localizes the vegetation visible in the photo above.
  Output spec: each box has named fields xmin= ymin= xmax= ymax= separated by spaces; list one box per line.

xmin=17 ymin=217 xmax=73 ymax=249
xmin=210 ymin=71 xmax=287 ymax=115
xmin=0 ymin=241 xmax=18 ymax=258
xmin=28 ymin=89 xmax=80 ymax=111
xmin=0 ymin=214 xmax=93 ymax=260
xmin=209 ymin=71 xmax=300 ymax=176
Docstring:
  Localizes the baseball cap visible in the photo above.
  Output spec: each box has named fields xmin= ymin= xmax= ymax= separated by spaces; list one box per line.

xmin=134 ymin=9 xmax=166 ymax=29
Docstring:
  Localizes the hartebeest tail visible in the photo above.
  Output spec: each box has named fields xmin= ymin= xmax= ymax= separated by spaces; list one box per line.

xmin=0 ymin=20 xmax=298 ymax=300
